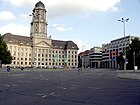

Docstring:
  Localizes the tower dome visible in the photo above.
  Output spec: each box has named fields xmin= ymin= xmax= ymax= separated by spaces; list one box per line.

xmin=35 ymin=1 xmax=45 ymax=8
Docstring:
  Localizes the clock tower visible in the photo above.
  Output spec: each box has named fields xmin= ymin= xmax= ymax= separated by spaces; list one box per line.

xmin=30 ymin=1 xmax=47 ymax=37
xmin=30 ymin=1 xmax=52 ymax=67
xmin=30 ymin=1 xmax=52 ymax=45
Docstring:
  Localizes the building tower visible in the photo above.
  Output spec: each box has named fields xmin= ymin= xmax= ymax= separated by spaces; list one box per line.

xmin=30 ymin=1 xmax=47 ymax=37
xmin=30 ymin=1 xmax=52 ymax=67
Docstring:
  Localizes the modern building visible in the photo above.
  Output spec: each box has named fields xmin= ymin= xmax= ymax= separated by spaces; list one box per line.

xmin=79 ymin=50 xmax=90 ymax=68
xmin=89 ymin=47 xmax=102 ymax=68
xmin=102 ymin=35 xmax=136 ymax=69
xmin=78 ymin=47 xmax=102 ymax=69
xmin=3 ymin=1 xmax=79 ymax=68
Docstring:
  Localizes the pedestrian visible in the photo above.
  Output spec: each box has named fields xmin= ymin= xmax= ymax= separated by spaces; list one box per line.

xmin=6 ymin=66 xmax=11 ymax=74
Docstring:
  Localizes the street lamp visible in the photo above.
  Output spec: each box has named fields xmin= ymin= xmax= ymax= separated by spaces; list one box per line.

xmin=118 ymin=18 xmax=129 ymax=70
xmin=82 ymin=45 xmax=85 ymax=69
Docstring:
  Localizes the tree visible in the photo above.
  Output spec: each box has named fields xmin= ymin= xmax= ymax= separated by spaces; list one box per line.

xmin=0 ymin=34 xmax=12 ymax=65
xmin=128 ymin=37 xmax=140 ymax=69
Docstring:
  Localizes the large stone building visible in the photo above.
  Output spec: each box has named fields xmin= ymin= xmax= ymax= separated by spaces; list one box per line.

xmin=3 ymin=1 xmax=79 ymax=68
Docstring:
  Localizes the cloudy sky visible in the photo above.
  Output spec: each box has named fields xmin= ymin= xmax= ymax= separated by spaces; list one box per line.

xmin=0 ymin=0 xmax=140 ymax=52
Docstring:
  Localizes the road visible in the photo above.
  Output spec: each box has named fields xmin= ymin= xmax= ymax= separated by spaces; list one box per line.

xmin=0 ymin=68 xmax=140 ymax=105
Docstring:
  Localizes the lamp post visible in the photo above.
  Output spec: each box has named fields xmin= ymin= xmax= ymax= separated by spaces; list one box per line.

xmin=118 ymin=18 xmax=129 ymax=70
xmin=82 ymin=45 xmax=85 ymax=69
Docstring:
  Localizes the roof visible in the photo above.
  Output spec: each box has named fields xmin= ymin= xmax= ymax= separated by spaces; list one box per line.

xmin=35 ymin=1 xmax=45 ymax=8
xmin=52 ymin=40 xmax=79 ymax=50
xmin=79 ymin=50 xmax=90 ymax=56
xmin=3 ymin=33 xmax=32 ymax=46
xmin=3 ymin=33 xmax=79 ymax=50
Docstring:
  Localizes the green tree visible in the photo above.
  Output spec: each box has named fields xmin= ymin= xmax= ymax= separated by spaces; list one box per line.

xmin=128 ymin=37 xmax=140 ymax=69
xmin=0 ymin=34 xmax=12 ymax=65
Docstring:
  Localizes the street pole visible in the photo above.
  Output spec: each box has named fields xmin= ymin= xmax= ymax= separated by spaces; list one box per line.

xmin=82 ymin=45 xmax=85 ymax=70
xmin=133 ymin=51 xmax=135 ymax=71
xmin=118 ymin=18 xmax=129 ymax=70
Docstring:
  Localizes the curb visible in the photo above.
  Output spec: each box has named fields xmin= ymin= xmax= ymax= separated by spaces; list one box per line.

xmin=117 ymin=71 xmax=140 ymax=80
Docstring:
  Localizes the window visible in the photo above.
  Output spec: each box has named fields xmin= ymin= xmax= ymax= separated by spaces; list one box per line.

xmin=29 ymin=62 xmax=31 ymax=65
xmin=13 ymin=61 xmax=16 ymax=64
xmin=72 ymin=55 xmax=73 ymax=58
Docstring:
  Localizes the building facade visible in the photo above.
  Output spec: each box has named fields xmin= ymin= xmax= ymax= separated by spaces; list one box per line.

xmin=102 ymin=35 xmax=136 ymax=69
xmin=89 ymin=47 xmax=102 ymax=68
xmin=3 ymin=1 xmax=79 ymax=68
xmin=79 ymin=50 xmax=90 ymax=68
xmin=78 ymin=47 xmax=102 ymax=69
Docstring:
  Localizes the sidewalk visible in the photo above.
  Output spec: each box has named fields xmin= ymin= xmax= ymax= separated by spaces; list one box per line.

xmin=117 ymin=70 xmax=140 ymax=80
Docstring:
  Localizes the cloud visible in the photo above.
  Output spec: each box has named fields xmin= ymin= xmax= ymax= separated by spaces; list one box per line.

xmin=0 ymin=11 xmax=16 ymax=21
xmin=73 ymin=39 xmax=90 ymax=53
xmin=50 ymin=24 xmax=74 ymax=32
xmin=20 ymin=13 xmax=31 ymax=19
xmin=47 ymin=0 xmax=120 ymax=18
xmin=3 ymin=0 xmax=36 ymax=7
xmin=0 ymin=23 xmax=30 ymax=36
xmin=4 ymin=0 xmax=120 ymax=18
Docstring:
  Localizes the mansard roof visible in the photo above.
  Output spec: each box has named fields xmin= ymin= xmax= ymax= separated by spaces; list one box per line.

xmin=3 ymin=33 xmax=79 ymax=50
xmin=3 ymin=33 xmax=32 ymax=46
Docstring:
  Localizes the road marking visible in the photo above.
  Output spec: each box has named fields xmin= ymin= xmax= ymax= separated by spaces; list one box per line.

xmin=88 ymin=87 xmax=100 ymax=89
xmin=2 ymin=84 xmax=10 ymax=87
xmin=57 ymin=86 xmax=67 ymax=90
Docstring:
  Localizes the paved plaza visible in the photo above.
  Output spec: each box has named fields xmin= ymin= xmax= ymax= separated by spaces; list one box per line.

xmin=0 ymin=68 xmax=140 ymax=105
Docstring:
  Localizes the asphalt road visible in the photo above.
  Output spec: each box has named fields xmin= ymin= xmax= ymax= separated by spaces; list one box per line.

xmin=0 ymin=68 xmax=140 ymax=105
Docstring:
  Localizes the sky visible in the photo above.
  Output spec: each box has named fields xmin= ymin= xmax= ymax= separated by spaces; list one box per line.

xmin=0 ymin=0 xmax=140 ymax=52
